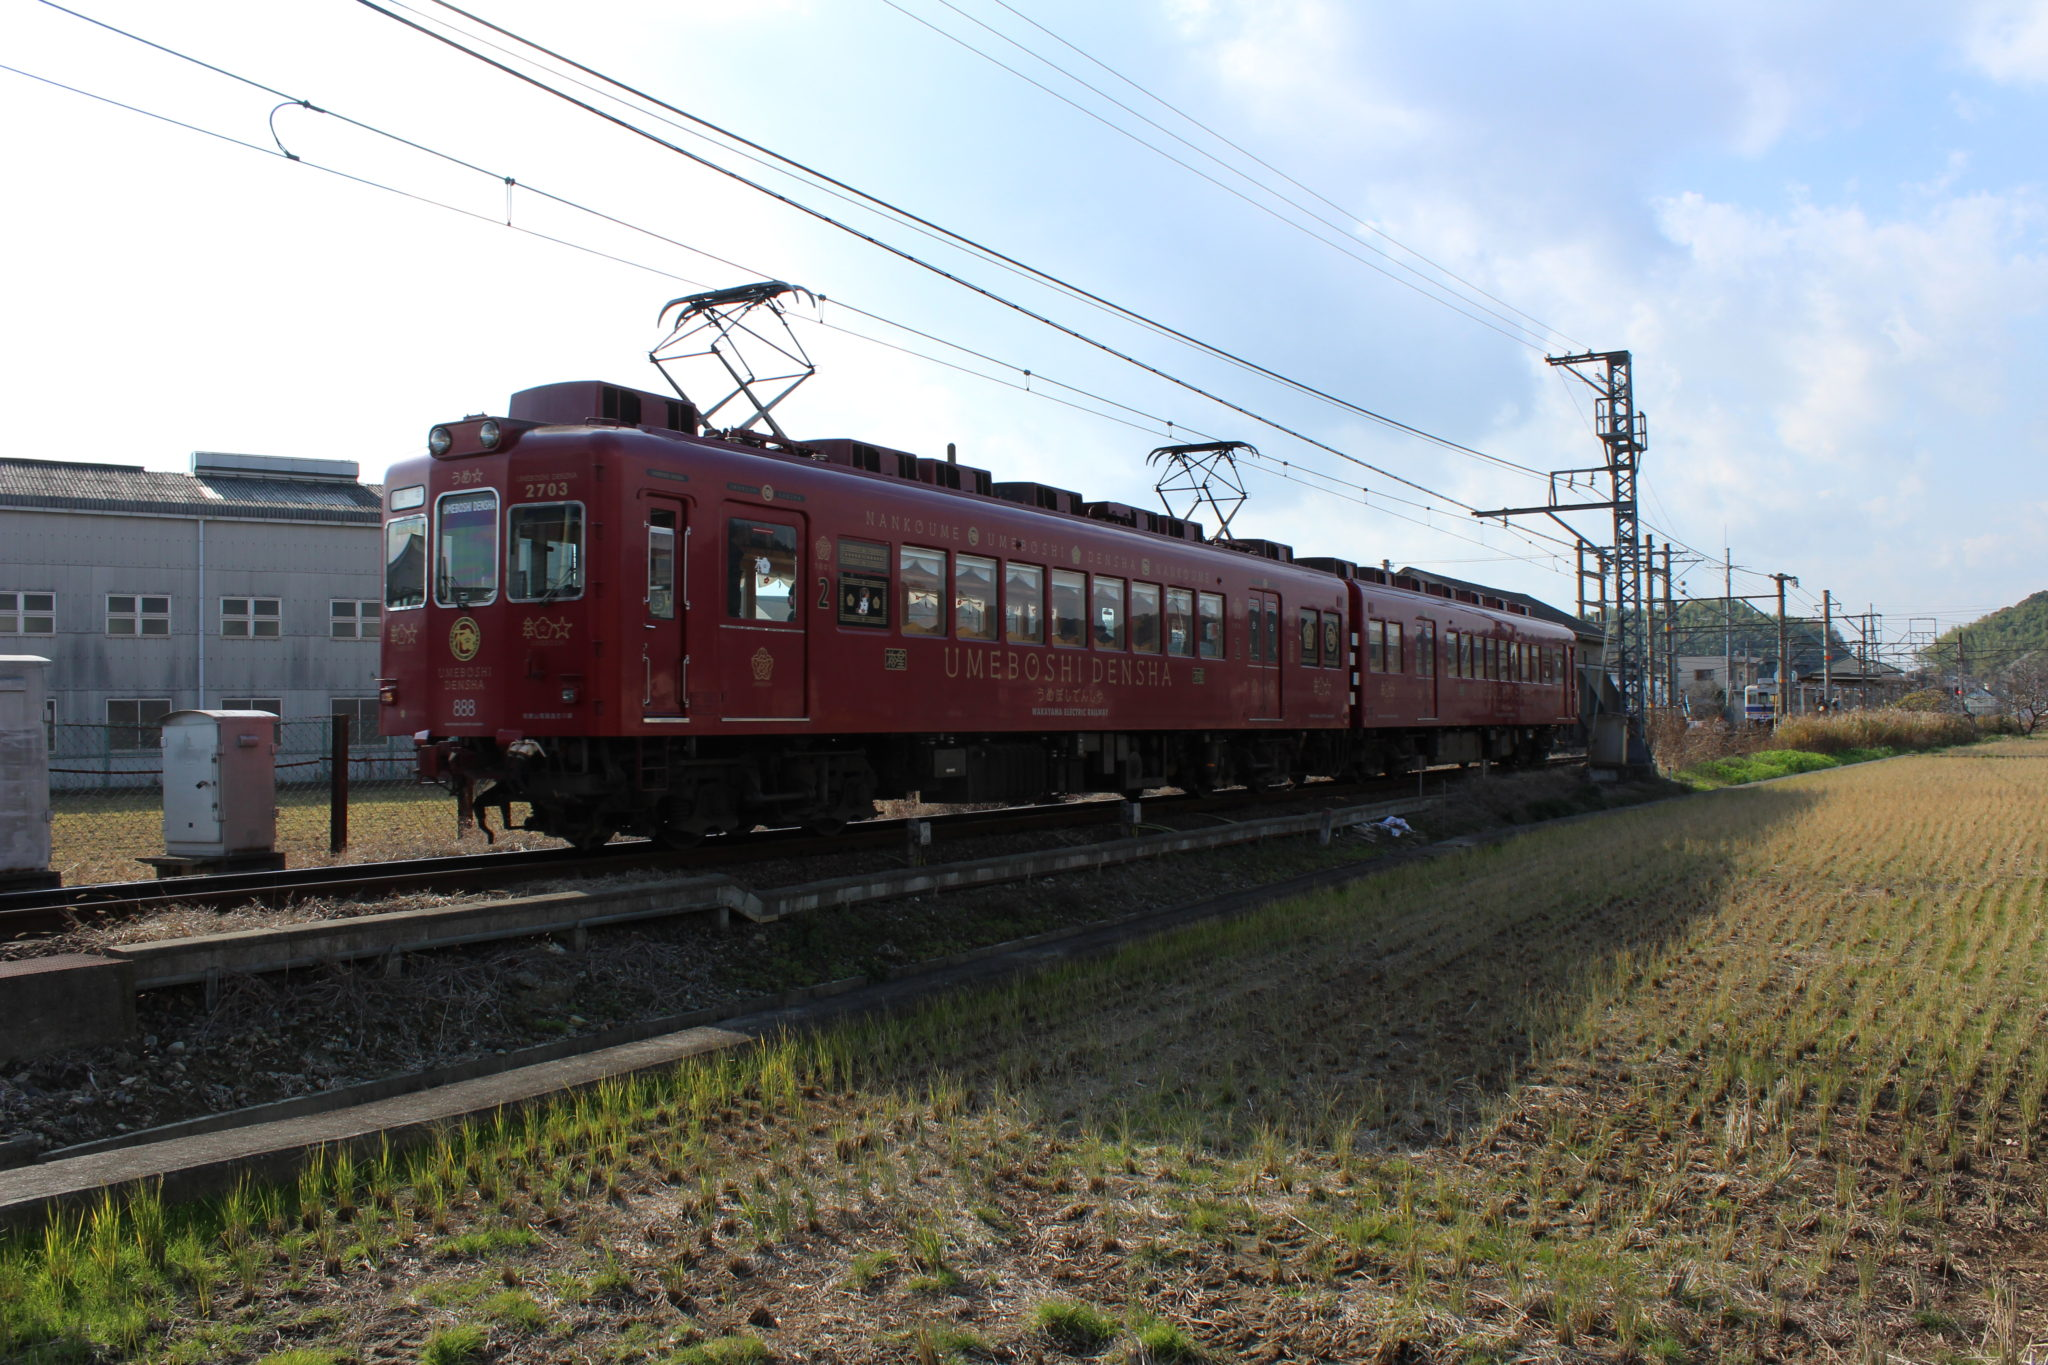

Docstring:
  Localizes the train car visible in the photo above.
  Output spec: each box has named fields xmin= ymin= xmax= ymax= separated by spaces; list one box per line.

xmin=378 ymin=379 xmax=1577 ymax=846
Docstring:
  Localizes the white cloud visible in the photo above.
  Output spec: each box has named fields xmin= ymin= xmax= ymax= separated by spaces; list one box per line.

xmin=1963 ymin=0 xmax=2048 ymax=83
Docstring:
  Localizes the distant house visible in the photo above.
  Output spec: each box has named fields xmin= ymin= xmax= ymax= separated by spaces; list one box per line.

xmin=0 ymin=451 xmax=389 ymax=764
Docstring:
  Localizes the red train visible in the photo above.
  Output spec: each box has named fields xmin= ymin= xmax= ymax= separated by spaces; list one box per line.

xmin=378 ymin=379 xmax=1577 ymax=846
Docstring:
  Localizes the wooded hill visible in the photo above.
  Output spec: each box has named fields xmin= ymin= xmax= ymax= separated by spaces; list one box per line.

xmin=1657 ymin=597 xmax=1857 ymax=671
xmin=1927 ymin=590 xmax=2048 ymax=674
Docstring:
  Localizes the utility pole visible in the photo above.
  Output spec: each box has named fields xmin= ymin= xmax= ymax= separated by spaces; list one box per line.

xmin=1821 ymin=590 xmax=1833 ymax=710
xmin=1770 ymin=573 xmax=1798 ymax=720
xmin=1644 ymin=536 xmax=1658 ymax=708
xmin=1474 ymin=348 xmax=1649 ymax=771
xmin=1722 ymin=548 xmax=1736 ymax=723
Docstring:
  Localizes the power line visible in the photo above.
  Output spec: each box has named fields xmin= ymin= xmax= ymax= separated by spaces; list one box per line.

xmin=879 ymin=0 xmax=1562 ymax=352
xmin=374 ymin=0 xmax=1550 ymax=486
xmin=13 ymin=3 xmax=1581 ymax=575
xmin=968 ymin=0 xmax=1585 ymax=351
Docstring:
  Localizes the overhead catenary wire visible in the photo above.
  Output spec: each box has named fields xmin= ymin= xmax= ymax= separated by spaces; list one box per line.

xmin=969 ymin=0 xmax=1586 ymax=354
xmin=13 ymin=0 xmax=1591 ymax=575
xmin=373 ymin=0 xmax=1552 ymax=486
xmin=877 ymin=0 xmax=1563 ymax=353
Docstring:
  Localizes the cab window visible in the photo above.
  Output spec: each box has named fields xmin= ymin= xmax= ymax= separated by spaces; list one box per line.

xmin=1005 ymin=562 xmax=1044 ymax=643
xmin=728 ymin=518 xmax=799 ymax=622
xmin=900 ymin=546 xmax=946 ymax=637
xmin=1051 ymin=570 xmax=1087 ymax=647
xmin=509 ymin=502 xmax=585 ymax=602
xmin=434 ymin=490 xmax=498 ymax=607
xmin=1092 ymin=576 xmax=1125 ymax=649
xmin=385 ymin=514 xmax=426 ymax=610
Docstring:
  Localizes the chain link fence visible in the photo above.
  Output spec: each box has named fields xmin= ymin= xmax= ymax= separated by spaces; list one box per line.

xmin=45 ymin=715 xmax=551 ymax=886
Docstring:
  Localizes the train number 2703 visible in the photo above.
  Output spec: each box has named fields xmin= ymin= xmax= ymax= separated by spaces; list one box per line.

xmin=523 ymin=481 xmax=570 ymax=498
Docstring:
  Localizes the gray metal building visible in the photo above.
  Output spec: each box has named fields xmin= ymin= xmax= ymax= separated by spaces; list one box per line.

xmin=0 ymin=451 xmax=386 ymax=751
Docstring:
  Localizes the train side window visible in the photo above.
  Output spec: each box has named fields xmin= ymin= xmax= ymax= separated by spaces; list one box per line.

xmin=1197 ymin=592 xmax=1224 ymax=659
xmin=1050 ymin=569 xmax=1087 ymax=647
xmin=1387 ymin=620 xmax=1404 ymax=673
xmin=510 ymin=502 xmax=585 ymax=602
xmin=1322 ymin=612 xmax=1341 ymax=668
xmin=1416 ymin=621 xmax=1436 ymax=677
xmin=1005 ymin=562 xmax=1044 ymax=643
xmin=955 ymin=554 xmax=998 ymax=642
xmin=1262 ymin=599 xmax=1280 ymax=663
xmin=1131 ymin=581 xmax=1162 ymax=654
xmin=1297 ymin=609 xmax=1318 ymax=666
xmin=647 ymin=510 xmax=676 ymax=620
xmin=1368 ymin=620 xmax=1385 ymax=673
xmin=434 ymin=489 xmax=499 ymax=607
xmin=1247 ymin=597 xmax=1264 ymax=662
xmin=1490 ymin=638 xmax=1502 ymax=680
xmin=900 ymin=545 xmax=947 ymax=637
xmin=836 ymin=537 xmax=890 ymax=628
xmin=728 ymin=519 xmax=800 ymax=622
xmin=385 ymin=513 xmax=426 ymax=610
xmin=1165 ymin=587 xmax=1194 ymax=657
xmin=1092 ymin=576 xmax=1126 ymax=649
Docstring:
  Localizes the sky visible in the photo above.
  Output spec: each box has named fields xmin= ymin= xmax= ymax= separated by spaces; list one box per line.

xmin=3 ymin=0 xmax=2046 ymax=653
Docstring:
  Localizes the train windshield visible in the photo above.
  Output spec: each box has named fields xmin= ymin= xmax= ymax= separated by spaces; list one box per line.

xmin=384 ymin=514 xmax=426 ymax=610
xmin=434 ymin=490 xmax=499 ymax=606
xmin=508 ymin=503 xmax=585 ymax=602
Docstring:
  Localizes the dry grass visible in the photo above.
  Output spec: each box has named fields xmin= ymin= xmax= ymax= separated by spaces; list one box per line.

xmin=48 ymin=786 xmax=557 ymax=886
xmin=7 ymin=737 xmax=2047 ymax=1361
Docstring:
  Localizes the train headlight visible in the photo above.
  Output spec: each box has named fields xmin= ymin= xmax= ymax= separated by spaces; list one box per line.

xmin=427 ymin=425 xmax=454 ymax=457
xmin=478 ymin=420 xmax=502 ymax=450
xmin=378 ymin=683 xmax=399 ymax=705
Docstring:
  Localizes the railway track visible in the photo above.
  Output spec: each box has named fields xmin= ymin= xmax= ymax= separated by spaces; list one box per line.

xmin=2 ymin=771 xmax=1498 ymax=941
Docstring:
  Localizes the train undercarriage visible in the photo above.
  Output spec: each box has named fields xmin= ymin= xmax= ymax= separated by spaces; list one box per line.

xmin=421 ymin=724 xmax=1558 ymax=849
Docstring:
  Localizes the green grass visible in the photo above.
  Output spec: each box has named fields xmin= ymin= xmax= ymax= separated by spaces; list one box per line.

xmin=664 ymin=1335 xmax=770 ymax=1365
xmin=430 ymin=1225 xmax=541 ymax=1259
xmin=1674 ymin=745 xmax=1890 ymax=789
xmin=419 ymin=1324 xmax=488 ymax=1365
xmin=1030 ymin=1299 xmax=1119 ymax=1352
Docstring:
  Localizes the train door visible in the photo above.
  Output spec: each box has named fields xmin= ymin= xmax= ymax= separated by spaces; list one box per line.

xmin=640 ymin=494 xmax=689 ymax=717
xmin=1249 ymin=589 xmax=1281 ymax=720
xmin=718 ymin=508 xmax=809 ymax=720
xmin=1416 ymin=615 xmax=1439 ymax=718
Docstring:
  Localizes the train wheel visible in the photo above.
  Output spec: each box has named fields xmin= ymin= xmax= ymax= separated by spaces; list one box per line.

xmin=571 ymin=826 xmax=617 ymax=852
xmin=654 ymin=826 xmax=703 ymax=850
xmin=803 ymin=814 xmax=849 ymax=837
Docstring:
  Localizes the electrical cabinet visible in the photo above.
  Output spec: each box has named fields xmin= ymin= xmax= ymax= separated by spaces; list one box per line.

xmin=161 ymin=710 xmax=278 ymax=857
xmin=0 ymin=655 xmax=52 ymax=876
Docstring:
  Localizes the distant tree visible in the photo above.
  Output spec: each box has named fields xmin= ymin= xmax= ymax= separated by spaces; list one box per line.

xmin=1895 ymin=688 xmax=1953 ymax=713
xmin=1996 ymin=653 xmax=2048 ymax=735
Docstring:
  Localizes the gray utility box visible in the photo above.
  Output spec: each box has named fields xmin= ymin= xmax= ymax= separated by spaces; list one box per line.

xmin=161 ymin=710 xmax=279 ymax=857
xmin=0 ymin=655 xmax=52 ymax=876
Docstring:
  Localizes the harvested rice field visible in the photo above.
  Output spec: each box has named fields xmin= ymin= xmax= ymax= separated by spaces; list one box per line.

xmin=4 ymin=737 xmax=2044 ymax=1362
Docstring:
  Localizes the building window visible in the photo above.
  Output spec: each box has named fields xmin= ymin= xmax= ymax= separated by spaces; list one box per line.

xmin=333 ymin=697 xmax=380 ymax=737
xmin=106 ymin=698 xmax=172 ymax=750
xmin=220 ymin=697 xmax=283 ymax=715
xmin=0 ymin=591 xmax=54 ymax=635
xmin=330 ymin=599 xmax=381 ymax=640
xmin=1694 ymin=668 xmax=1715 ymax=682
xmin=107 ymin=595 xmax=171 ymax=637
xmin=221 ymin=598 xmax=281 ymax=638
